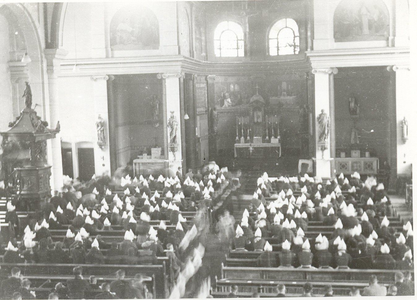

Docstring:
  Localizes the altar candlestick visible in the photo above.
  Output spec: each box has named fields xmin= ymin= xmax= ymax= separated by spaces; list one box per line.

xmin=236 ymin=118 xmax=239 ymax=141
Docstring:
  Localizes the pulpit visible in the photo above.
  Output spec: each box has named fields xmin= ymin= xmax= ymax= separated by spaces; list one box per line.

xmin=1 ymin=83 xmax=60 ymax=210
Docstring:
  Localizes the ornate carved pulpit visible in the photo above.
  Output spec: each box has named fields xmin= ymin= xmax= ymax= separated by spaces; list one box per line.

xmin=1 ymin=83 xmax=60 ymax=210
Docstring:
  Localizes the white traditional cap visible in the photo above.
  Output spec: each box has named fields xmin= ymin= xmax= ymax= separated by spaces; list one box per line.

xmin=129 ymin=216 xmax=137 ymax=224
xmin=270 ymin=206 xmax=277 ymax=214
xmin=380 ymin=196 xmax=388 ymax=203
xmin=315 ymin=233 xmax=323 ymax=243
xmin=264 ymin=241 xmax=273 ymax=252
xmin=279 ymin=190 xmax=286 ymax=199
xmin=366 ymin=235 xmax=375 ymax=246
xmin=380 ymin=243 xmax=390 ymax=254
xmin=166 ymin=191 xmax=173 ymax=198
xmin=158 ymin=175 xmax=165 ymax=182
xmin=361 ymin=212 xmax=369 ymax=222
xmin=381 ymin=216 xmax=389 ymax=227
xmin=5 ymin=241 xmax=18 ymax=251
xmin=403 ymin=221 xmax=412 ymax=232
xmin=176 ymin=222 xmax=184 ymax=231
xmin=367 ymin=198 xmax=374 ymax=206
xmin=124 ymin=230 xmax=133 ymax=241
xmin=91 ymin=210 xmax=100 ymax=219
xmin=293 ymin=236 xmax=303 ymax=245
xmin=140 ymin=212 xmax=150 ymax=222
xmin=103 ymin=218 xmax=111 ymax=226
xmin=330 ymin=191 xmax=336 ymax=200
xmin=297 ymin=227 xmax=305 ymax=237
xmin=277 ymin=211 xmax=284 ymax=220
xmin=85 ymin=216 xmax=94 ymax=225
xmin=396 ymin=233 xmax=406 ymax=245
xmin=327 ymin=207 xmax=335 ymax=216
xmin=339 ymin=201 xmax=347 ymax=210
xmin=339 ymin=173 xmax=345 ymax=179
xmin=317 ymin=236 xmax=329 ymax=251
xmin=124 ymin=188 xmax=130 ymax=195
xmin=301 ymin=211 xmax=308 ymax=219
xmin=302 ymin=239 xmax=310 ymax=250
xmin=346 ymin=204 xmax=356 ymax=217
xmin=289 ymin=219 xmax=297 ymax=229
xmin=161 ymin=200 xmax=168 ymax=208
xmin=142 ymin=180 xmax=149 ymax=188
xmin=407 ymin=228 xmax=413 ymax=238
xmin=300 ymin=186 xmax=308 ymax=194
xmin=294 ymin=210 xmax=301 ymax=219
xmin=91 ymin=238 xmax=100 ymax=249
xmin=154 ymin=204 xmax=160 ymax=212
xmin=306 ymin=200 xmax=314 ymax=208
xmin=273 ymin=214 xmax=281 ymax=225
xmin=66 ymin=228 xmax=75 ymax=238
xmin=282 ymin=240 xmax=291 ymax=250
xmin=49 ymin=211 xmax=57 ymax=221
xmin=334 ymin=219 xmax=343 ymax=229
xmin=6 ymin=201 xmax=15 ymax=212
xmin=257 ymin=177 xmax=264 ymax=186
xmin=259 ymin=210 xmax=267 ymax=220
xmin=159 ymin=220 xmax=167 ymax=230
xmin=39 ymin=219 xmax=49 ymax=229
xmin=126 ymin=203 xmax=134 ymax=211
xmin=92 ymin=187 xmax=99 ymax=195
xmin=286 ymin=189 xmax=293 ymax=196
xmin=74 ymin=232 xmax=83 ymax=242
xmin=75 ymin=191 xmax=82 ymax=199
xmin=149 ymin=206 xmax=155 ymax=213
xmin=178 ymin=214 xmax=187 ymax=223
xmin=106 ymin=189 xmax=112 ymax=196
xmin=286 ymin=205 xmax=293 ymax=215
xmin=113 ymin=194 xmax=121 ymax=202
xmin=34 ymin=222 xmax=41 ymax=232
xmin=83 ymin=207 xmax=90 ymax=216
xmin=55 ymin=205 xmax=64 ymax=214
xmin=254 ymin=227 xmax=262 ymax=237
xmin=134 ymin=187 xmax=140 ymax=194
xmin=371 ymin=230 xmax=378 ymax=239
xmin=315 ymin=191 xmax=321 ymax=199
xmin=333 ymin=236 xmax=341 ymax=246
xmin=80 ymin=227 xmax=89 ymax=238
xmin=121 ymin=211 xmax=128 ymax=219
xmin=235 ymin=225 xmax=244 ymax=238
xmin=112 ymin=206 xmax=120 ymax=214
xmin=404 ymin=249 xmax=413 ymax=260
xmin=376 ymin=183 xmax=384 ymax=191
xmin=282 ymin=219 xmax=290 ymax=229
xmin=252 ymin=192 xmax=259 ymax=200
xmin=348 ymin=186 xmax=356 ymax=193
xmin=337 ymin=239 xmax=347 ymax=251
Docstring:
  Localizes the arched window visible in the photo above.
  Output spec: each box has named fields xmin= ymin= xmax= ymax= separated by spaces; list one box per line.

xmin=269 ymin=18 xmax=300 ymax=56
xmin=214 ymin=21 xmax=244 ymax=57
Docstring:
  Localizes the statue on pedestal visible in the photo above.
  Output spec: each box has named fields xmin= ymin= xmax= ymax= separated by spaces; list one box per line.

xmin=168 ymin=111 xmax=178 ymax=159
xmin=96 ymin=115 xmax=106 ymax=149
xmin=317 ymin=109 xmax=330 ymax=144
xmin=23 ymin=81 xmax=32 ymax=109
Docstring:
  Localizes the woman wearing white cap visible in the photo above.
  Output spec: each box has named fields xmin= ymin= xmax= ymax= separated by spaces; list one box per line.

xmin=372 ymin=243 xmax=396 ymax=269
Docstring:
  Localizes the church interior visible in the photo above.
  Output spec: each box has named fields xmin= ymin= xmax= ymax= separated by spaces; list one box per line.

xmin=0 ymin=0 xmax=416 ymax=299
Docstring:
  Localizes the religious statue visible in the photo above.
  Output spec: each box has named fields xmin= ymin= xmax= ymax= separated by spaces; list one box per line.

xmin=167 ymin=111 xmax=178 ymax=159
xmin=401 ymin=117 xmax=408 ymax=142
xmin=222 ymin=92 xmax=233 ymax=108
xmin=350 ymin=127 xmax=360 ymax=144
xmin=349 ymin=97 xmax=359 ymax=116
xmin=96 ymin=115 xmax=106 ymax=149
xmin=23 ymin=81 xmax=32 ymax=109
xmin=317 ymin=109 xmax=330 ymax=143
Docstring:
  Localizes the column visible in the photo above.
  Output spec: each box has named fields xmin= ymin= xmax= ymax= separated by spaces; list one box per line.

xmin=44 ymin=49 xmax=68 ymax=190
xmin=206 ymin=75 xmax=216 ymax=160
xmin=91 ymin=75 xmax=112 ymax=176
xmin=157 ymin=72 xmax=184 ymax=177
xmin=390 ymin=66 xmax=412 ymax=175
xmin=312 ymin=68 xmax=338 ymax=178
xmin=91 ymin=3 xmax=107 ymax=58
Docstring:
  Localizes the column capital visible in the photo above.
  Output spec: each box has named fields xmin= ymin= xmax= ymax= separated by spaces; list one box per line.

xmin=312 ymin=68 xmax=338 ymax=75
xmin=90 ymin=75 xmax=114 ymax=81
xmin=8 ymin=62 xmax=30 ymax=83
xmin=387 ymin=65 xmax=410 ymax=72
xmin=157 ymin=72 xmax=184 ymax=79
xmin=206 ymin=75 xmax=216 ymax=82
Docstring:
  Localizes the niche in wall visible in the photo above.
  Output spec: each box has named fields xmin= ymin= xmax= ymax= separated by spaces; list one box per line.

xmin=108 ymin=74 xmax=164 ymax=171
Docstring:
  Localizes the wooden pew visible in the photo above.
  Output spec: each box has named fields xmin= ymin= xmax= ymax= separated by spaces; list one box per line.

xmin=0 ymin=262 xmax=168 ymax=298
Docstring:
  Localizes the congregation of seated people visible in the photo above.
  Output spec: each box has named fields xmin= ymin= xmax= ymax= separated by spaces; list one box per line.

xmin=225 ymin=172 xmax=414 ymax=296
xmin=0 ymin=162 xmax=236 ymax=299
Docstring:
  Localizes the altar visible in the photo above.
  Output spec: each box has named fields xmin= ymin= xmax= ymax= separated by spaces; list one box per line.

xmin=234 ymin=143 xmax=281 ymax=158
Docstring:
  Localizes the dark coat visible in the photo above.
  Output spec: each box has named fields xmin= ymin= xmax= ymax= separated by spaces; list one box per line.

xmin=85 ymin=248 xmax=105 ymax=264
xmin=257 ymin=251 xmax=278 ymax=267
xmin=373 ymin=254 xmax=396 ymax=269
xmin=66 ymin=277 xmax=91 ymax=299
xmin=298 ymin=251 xmax=313 ymax=267
xmin=278 ymin=250 xmax=295 ymax=267
xmin=0 ymin=277 xmax=21 ymax=298
xmin=334 ymin=252 xmax=352 ymax=268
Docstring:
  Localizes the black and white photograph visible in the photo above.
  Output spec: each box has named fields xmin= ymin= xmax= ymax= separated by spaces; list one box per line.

xmin=0 ymin=0 xmax=415 ymax=299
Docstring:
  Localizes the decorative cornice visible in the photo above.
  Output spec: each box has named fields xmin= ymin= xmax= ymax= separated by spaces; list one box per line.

xmin=206 ymin=75 xmax=216 ymax=82
xmin=157 ymin=72 xmax=184 ymax=79
xmin=8 ymin=62 xmax=30 ymax=82
xmin=312 ymin=68 xmax=338 ymax=75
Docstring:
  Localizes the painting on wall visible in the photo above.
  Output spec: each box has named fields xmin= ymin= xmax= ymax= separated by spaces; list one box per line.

xmin=334 ymin=0 xmax=389 ymax=42
xmin=110 ymin=6 xmax=160 ymax=50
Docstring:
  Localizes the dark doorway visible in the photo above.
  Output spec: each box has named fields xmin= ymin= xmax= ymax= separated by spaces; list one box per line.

xmin=78 ymin=148 xmax=95 ymax=181
xmin=62 ymin=148 xmax=74 ymax=178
